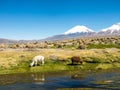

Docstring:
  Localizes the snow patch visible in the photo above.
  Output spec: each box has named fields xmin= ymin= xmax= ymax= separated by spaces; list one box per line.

xmin=64 ymin=25 xmax=94 ymax=35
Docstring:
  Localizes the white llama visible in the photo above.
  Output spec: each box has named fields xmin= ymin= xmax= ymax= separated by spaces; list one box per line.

xmin=30 ymin=55 xmax=44 ymax=67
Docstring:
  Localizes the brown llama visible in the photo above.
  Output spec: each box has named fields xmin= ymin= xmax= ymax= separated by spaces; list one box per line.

xmin=71 ymin=56 xmax=83 ymax=65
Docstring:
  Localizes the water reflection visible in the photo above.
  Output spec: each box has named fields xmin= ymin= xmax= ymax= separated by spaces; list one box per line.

xmin=31 ymin=73 xmax=45 ymax=85
xmin=0 ymin=73 xmax=45 ymax=85
xmin=71 ymin=73 xmax=85 ymax=80
xmin=0 ymin=69 xmax=120 ymax=90
xmin=70 ymin=69 xmax=120 ymax=90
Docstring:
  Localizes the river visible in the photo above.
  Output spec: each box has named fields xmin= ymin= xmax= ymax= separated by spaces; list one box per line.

xmin=0 ymin=69 xmax=120 ymax=90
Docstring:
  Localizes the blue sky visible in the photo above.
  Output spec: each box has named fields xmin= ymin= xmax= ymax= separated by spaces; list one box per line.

xmin=0 ymin=0 xmax=120 ymax=40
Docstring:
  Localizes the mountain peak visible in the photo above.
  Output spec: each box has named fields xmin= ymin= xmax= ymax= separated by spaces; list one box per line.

xmin=64 ymin=25 xmax=94 ymax=35
xmin=101 ymin=23 xmax=120 ymax=34
xmin=116 ymin=23 xmax=120 ymax=25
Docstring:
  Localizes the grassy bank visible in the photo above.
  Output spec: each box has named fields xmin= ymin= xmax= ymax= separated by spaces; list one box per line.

xmin=0 ymin=48 xmax=120 ymax=74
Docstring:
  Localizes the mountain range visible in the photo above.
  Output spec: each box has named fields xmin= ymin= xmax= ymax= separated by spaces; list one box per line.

xmin=43 ymin=23 xmax=120 ymax=41
xmin=0 ymin=23 xmax=120 ymax=43
xmin=99 ymin=23 xmax=120 ymax=34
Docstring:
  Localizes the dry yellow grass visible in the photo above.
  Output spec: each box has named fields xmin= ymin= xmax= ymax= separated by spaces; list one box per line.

xmin=0 ymin=48 xmax=120 ymax=68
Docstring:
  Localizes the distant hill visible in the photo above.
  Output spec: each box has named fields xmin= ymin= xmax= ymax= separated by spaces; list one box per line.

xmin=0 ymin=38 xmax=17 ymax=43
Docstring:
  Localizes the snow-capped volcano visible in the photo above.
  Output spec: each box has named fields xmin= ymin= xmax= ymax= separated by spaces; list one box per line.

xmin=64 ymin=25 xmax=95 ymax=35
xmin=43 ymin=25 xmax=95 ymax=41
xmin=43 ymin=23 xmax=120 ymax=41
xmin=99 ymin=23 xmax=120 ymax=34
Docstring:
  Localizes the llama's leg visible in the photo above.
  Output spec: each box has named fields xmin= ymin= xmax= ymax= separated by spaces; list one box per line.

xmin=80 ymin=61 xmax=83 ymax=64
xmin=41 ymin=60 xmax=44 ymax=65
xmin=35 ymin=60 xmax=38 ymax=66
xmin=72 ymin=60 xmax=74 ymax=65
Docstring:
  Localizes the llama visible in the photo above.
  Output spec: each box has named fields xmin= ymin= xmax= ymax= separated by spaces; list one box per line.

xmin=71 ymin=56 xmax=83 ymax=65
xmin=29 ymin=55 xmax=44 ymax=67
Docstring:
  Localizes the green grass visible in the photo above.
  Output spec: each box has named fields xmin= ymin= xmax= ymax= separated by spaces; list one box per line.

xmin=0 ymin=48 xmax=120 ymax=75
xmin=87 ymin=44 xmax=120 ymax=49
xmin=0 ymin=59 xmax=120 ymax=75
xmin=0 ymin=59 xmax=70 ymax=74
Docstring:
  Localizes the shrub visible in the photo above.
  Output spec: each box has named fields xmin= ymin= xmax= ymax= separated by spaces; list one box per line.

xmin=77 ymin=44 xmax=86 ymax=49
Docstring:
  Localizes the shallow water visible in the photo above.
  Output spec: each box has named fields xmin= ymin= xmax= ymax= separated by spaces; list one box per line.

xmin=0 ymin=69 xmax=120 ymax=90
